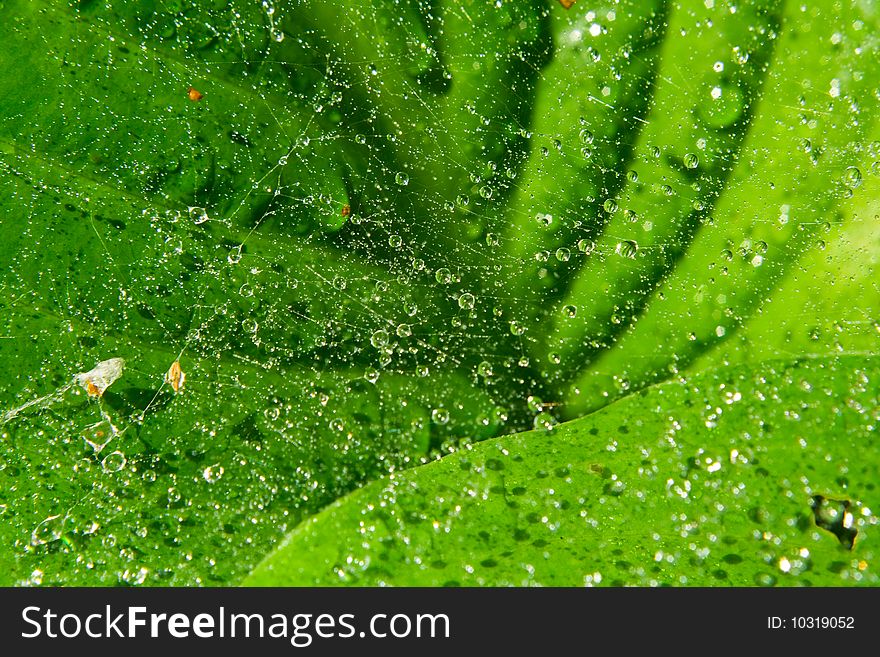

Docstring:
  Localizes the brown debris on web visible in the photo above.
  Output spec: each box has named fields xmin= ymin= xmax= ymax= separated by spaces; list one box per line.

xmin=165 ymin=360 xmax=186 ymax=393
xmin=74 ymin=358 xmax=126 ymax=398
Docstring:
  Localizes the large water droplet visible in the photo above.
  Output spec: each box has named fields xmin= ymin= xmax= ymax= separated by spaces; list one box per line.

xmin=615 ymin=240 xmax=639 ymax=259
xmin=577 ymin=239 xmax=596 ymax=254
xmin=533 ymin=412 xmax=558 ymax=431
xmin=203 ymin=464 xmax=224 ymax=484
xmin=435 ymin=268 xmax=453 ymax=284
xmin=370 ymin=329 xmax=389 ymax=348
xmin=101 ymin=450 xmax=127 ymax=473
xmin=31 ymin=515 xmax=65 ymax=546
xmin=843 ymin=166 xmax=862 ymax=188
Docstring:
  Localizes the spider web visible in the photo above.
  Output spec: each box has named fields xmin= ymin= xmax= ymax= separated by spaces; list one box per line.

xmin=0 ymin=0 xmax=876 ymax=586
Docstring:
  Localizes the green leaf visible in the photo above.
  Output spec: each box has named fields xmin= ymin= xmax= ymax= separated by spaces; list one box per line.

xmin=245 ymin=356 xmax=880 ymax=586
xmin=1 ymin=0 xmax=877 ymax=587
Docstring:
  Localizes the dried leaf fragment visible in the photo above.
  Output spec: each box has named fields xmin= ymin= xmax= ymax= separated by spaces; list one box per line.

xmin=75 ymin=358 xmax=125 ymax=397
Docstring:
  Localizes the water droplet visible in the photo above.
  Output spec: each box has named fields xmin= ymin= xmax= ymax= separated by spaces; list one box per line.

xmin=533 ymin=412 xmax=558 ymax=431
xmin=579 ymin=128 xmax=594 ymax=144
xmin=562 ymin=304 xmax=577 ymax=318
xmin=189 ymin=206 xmax=209 ymax=225
xmin=555 ymin=247 xmax=570 ymax=262
xmin=431 ymin=408 xmax=450 ymax=424
xmin=615 ymin=240 xmax=639 ymax=259
xmin=479 ymin=185 xmax=493 ymax=199
xmin=684 ymin=153 xmax=699 ymax=169
xmin=227 ymin=246 xmax=242 ymax=264
xmin=241 ymin=317 xmax=258 ymax=334
xmin=486 ymin=232 xmax=500 ymax=247
xmin=456 ymin=194 xmax=470 ymax=207
xmin=31 ymin=515 xmax=65 ymax=546
xmin=843 ymin=166 xmax=862 ymax=188
xmin=435 ymin=268 xmax=452 ymax=284
xmin=370 ymin=329 xmax=389 ymax=348
xmin=101 ymin=450 xmax=127 ymax=473
xmin=82 ymin=421 xmax=113 ymax=452
xmin=603 ymin=199 xmax=618 ymax=213
xmin=389 ymin=234 xmax=403 ymax=248
xmin=396 ymin=323 xmax=412 ymax=338
xmin=509 ymin=320 xmax=525 ymax=336
xmin=477 ymin=361 xmax=493 ymax=378
xmin=535 ymin=213 xmax=553 ymax=227
xmin=395 ymin=172 xmax=409 ymax=186
xmin=458 ymin=293 xmax=475 ymax=310
xmin=203 ymin=464 xmax=224 ymax=484
xmin=627 ymin=170 xmax=639 ymax=182
xmin=754 ymin=572 xmax=777 ymax=587
xmin=577 ymin=239 xmax=596 ymax=254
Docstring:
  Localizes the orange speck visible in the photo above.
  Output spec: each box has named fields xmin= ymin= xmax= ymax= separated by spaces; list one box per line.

xmin=187 ymin=86 xmax=204 ymax=102
xmin=341 ymin=204 xmax=351 ymax=218
xmin=165 ymin=360 xmax=186 ymax=393
xmin=559 ymin=0 xmax=576 ymax=8
xmin=86 ymin=381 xmax=102 ymax=397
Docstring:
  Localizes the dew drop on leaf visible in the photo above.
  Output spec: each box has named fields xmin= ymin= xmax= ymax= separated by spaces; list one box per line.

xmin=615 ymin=240 xmax=639 ymax=259
xmin=458 ymin=293 xmax=475 ymax=310
xmin=843 ymin=166 xmax=862 ymax=188
xmin=101 ymin=450 xmax=127 ymax=473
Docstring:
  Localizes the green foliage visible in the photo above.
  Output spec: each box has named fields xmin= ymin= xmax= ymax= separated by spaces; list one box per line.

xmin=246 ymin=356 xmax=880 ymax=586
xmin=0 ymin=0 xmax=876 ymax=586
